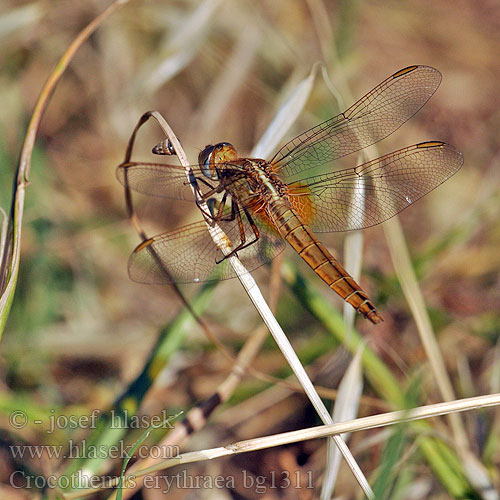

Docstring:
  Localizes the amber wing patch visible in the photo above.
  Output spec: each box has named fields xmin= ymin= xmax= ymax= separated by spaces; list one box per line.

xmin=288 ymin=184 xmax=316 ymax=225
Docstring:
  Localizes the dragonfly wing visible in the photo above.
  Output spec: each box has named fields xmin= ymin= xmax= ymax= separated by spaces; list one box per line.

xmin=287 ymin=142 xmax=463 ymax=232
xmin=271 ymin=66 xmax=442 ymax=181
xmin=116 ymin=162 xmax=244 ymax=200
xmin=128 ymin=217 xmax=285 ymax=284
xmin=116 ymin=161 xmax=197 ymax=200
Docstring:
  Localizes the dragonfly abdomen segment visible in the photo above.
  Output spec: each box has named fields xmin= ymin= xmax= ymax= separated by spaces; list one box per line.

xmin=268 ymin=201 xmax=383 ymax=324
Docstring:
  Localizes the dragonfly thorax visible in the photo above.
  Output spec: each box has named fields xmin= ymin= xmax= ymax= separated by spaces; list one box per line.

xmin=198 ymin=142 xmax=238 ymax=180
xmin=239 ymin=160 xmax=289 ymax=205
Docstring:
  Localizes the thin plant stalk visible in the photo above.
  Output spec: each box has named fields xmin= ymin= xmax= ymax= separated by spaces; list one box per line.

xmin=128 ymin=110 xmax=374 ymax=498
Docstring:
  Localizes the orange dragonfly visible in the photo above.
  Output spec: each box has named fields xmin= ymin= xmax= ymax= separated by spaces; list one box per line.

xmin=117 ymin=65 xmax=463 ymax=324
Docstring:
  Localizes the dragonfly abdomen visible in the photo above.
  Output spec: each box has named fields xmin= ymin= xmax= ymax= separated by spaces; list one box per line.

xmin=267 ymin=201 xmax=383 ymax=324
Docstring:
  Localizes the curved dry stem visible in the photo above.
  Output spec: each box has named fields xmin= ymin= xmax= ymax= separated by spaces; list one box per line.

xmin=119 ymin=110 xmax=240 ymax=360
xmin=118 ymin=110 xmax=374 ymax=498
xmin=0 ymin=0 xmax=130 ymax=338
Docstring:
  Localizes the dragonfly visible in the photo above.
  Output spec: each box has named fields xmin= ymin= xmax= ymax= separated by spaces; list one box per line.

xmin=117 ymin=65 xmax=463 ymax=324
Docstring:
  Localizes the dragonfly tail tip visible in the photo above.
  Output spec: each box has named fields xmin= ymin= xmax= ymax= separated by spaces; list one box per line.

xmin=367 ymin=310 xmax=384 ymax=324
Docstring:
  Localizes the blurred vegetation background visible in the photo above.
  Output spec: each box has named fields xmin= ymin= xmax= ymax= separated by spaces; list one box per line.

xmin=1 ymin=0 xmax=499 ymax=498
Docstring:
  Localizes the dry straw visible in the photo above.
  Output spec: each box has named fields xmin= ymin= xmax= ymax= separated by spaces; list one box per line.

xmin=66 ymin=392 xmax=500 ymax=499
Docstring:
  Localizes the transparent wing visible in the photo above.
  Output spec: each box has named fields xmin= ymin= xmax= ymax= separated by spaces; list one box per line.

xmin=116 ymin=161 xmax=242 ymax=200
xmin=128 ymin=217 xmax=285 ymax=284
xmin=271 ymin=65 xmax=442 ymax=181
xmin=287 ymin=142 xmax=463 ymax=232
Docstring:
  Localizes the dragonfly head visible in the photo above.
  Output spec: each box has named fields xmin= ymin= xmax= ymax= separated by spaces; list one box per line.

xmin=199 ymin=142 xmax=237 ymax=180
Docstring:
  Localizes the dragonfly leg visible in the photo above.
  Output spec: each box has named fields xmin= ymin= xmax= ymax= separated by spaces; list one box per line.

xmin=216 ymin=207 xmax=261 ymax=264
xmin=215 ymin=202 xmax=245 ymax=264
xmin=193 ymin=176 xmax=216 ymax=192
xmin=197 ymin=184 xmax=220 ymax=200
xmin=240 ymin=208 xmax=261 ymax=250
xmin=189 ymin=175 xmax=227 ymax=220
xmin=212 ymin=192 xmax=228 ymax=220
xmin=203 ymin=192 xmax=238 ymax=224
xmin=217 ymin=195 xmax=239 ymax=222
xmin=195 ymin=192 xmax=224 ymax=221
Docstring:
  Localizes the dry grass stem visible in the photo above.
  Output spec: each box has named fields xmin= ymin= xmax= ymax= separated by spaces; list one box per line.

xmin=65 ymin=392 xmax=500 ymax=500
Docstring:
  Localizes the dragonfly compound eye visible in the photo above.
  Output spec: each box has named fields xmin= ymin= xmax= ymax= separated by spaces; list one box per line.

xmin=198 ymin=142 xmax=237 ymax=180
xmin=198 ymin=144 xmax=218 ymax=179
